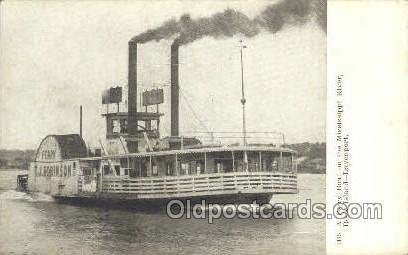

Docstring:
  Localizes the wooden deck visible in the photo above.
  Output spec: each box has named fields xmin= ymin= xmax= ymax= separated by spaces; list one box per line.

xmin=83 ymin=172 xmax=297 ymax=199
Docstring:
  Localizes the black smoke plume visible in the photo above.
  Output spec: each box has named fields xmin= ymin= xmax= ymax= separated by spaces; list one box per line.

xmin=131 ymin=0 xmax=326 ymax=45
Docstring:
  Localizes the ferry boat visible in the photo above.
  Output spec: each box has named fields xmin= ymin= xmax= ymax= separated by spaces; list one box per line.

xmin=23 ymin=38 xmax=298 ymax=207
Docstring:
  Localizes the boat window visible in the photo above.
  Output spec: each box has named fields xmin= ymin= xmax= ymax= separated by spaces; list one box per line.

xmin=259 ymin=152 xmax=279 ymax=172
xmin=166 ymin=163 xmax=174 ymax=176
xmin=214 ymin=159 xmax=233 ymax=173
xmin=181 ymin=163 xmax=189 ymax=175
xmin=115 ymin=165 xmax=120 ymax=176
xmin=103 ymin=165 xmax=110 ymax=175
xmin=120 ymin=119 xmax=128 ymax=133
xmin=151 ymin=120 xmax=158 ymax=131
xmin=112 ymin=119 xmax=120 ymax=133
xmin=223 ymin=162 xmax=233 ymax=173
xmin=129 ymin=169 xmax=138 ymax=178
xmin=152 ymin=164 xmax=158 ymax=176
xmin=271 ymin=160 xmax=278 ymax=171
xmin=141 ymin=162 xmax=148 ymax=177
xmin=210 ymin=152 xmax=234 ymax=173
xmin=120 ymin=158 xmax=128 ymax=168
xmin=196 ymin=162 xmax=201 ymax=175
xmin=246 ymin=152 xmax=260 ymax=172
xmin=216 ymin=162 xmax=222 ymax=173
xmin=282 ymin=153 xmax=293 ymax=172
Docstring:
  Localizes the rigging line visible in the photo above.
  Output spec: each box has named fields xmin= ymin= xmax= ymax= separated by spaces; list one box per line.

xmin=188 ymin=135 xmax=280 ymax=138
xmin=136 ymin=83 xmax=170 ymax=88
xmin=179 ymin=87 xmax=211 ymax=134
xmin=182 ymin=131 xmax=284 ymax=134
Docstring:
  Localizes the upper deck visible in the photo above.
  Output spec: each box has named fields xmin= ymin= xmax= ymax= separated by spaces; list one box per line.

xmin=79 ymin=145 xmax=296 ymax=161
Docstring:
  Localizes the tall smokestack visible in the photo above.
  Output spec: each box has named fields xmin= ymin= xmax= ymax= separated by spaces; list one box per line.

xmin=170 ymin=39 xmax=179 ymax=137
xmin=127 ymin=41 xmax=138 ymax=152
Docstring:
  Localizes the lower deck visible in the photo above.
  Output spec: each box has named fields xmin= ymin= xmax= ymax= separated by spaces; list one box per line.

xmin=28 ymin=147 xmax=298 ymax=201
xmin=80 ymin=171 xmax=297 ymax=199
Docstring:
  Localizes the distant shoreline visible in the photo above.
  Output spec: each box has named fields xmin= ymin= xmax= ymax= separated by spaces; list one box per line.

xmin=0 ymin=168 xmax=28 ymax=172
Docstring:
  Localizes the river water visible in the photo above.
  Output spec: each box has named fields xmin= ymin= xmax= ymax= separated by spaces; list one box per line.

xmin=0 ymin=170 xmax=325 ymax=255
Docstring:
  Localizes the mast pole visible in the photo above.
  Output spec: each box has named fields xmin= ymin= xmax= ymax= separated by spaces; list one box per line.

xmin=240 ymin=40 xmax=247 ymax=147
xmin=80 ymin=105 xmax=83 ymax=138
xmin=240 ymin=40 xmax=248 ymax=172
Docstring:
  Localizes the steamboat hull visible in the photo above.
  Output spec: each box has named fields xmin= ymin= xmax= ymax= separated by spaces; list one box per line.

xmin=43 ymin=170 xmax=298 ymax=210
xmin=52 ymin=192 xmax=274 ymax=210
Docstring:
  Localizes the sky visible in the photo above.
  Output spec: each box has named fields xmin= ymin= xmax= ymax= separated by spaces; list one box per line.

xmin=0 ymin=0 xmax=326 ymax=150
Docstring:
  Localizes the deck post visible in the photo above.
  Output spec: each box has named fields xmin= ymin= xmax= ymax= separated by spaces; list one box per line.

xmin=175 ymin=153 xmax=178 ymax=176
xmin=291 ymin=154 xmax=294 ymax=172
xmin=280 ymin=151 xmax=283 ymax=172
xmin=149 ymin=156 xmax=152 ymax=176
xmin=232 ymin=151 xmax=235 ymax=172
xmin=204 ymin=152 xmax=207 ymax=173
xmin=139 ymin=160 xmax=142 ymax=177
xmin=244 ymin=151 xmax=248 ymax=172
xmin=100 ymin=161 xmax=103 ymax=193
xmin=259 ymin=151 xmax=262 ymax=172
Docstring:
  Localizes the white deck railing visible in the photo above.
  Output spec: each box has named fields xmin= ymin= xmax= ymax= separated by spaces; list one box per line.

xmin=99 ymin=172 xmax=297 ymax=198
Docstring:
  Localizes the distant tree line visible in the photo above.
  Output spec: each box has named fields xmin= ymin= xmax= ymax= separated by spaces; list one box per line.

xmin=0 ymin=150 xmax=36 ymax=170
xmin=283 ymin=142 xmax=326 ymax=174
